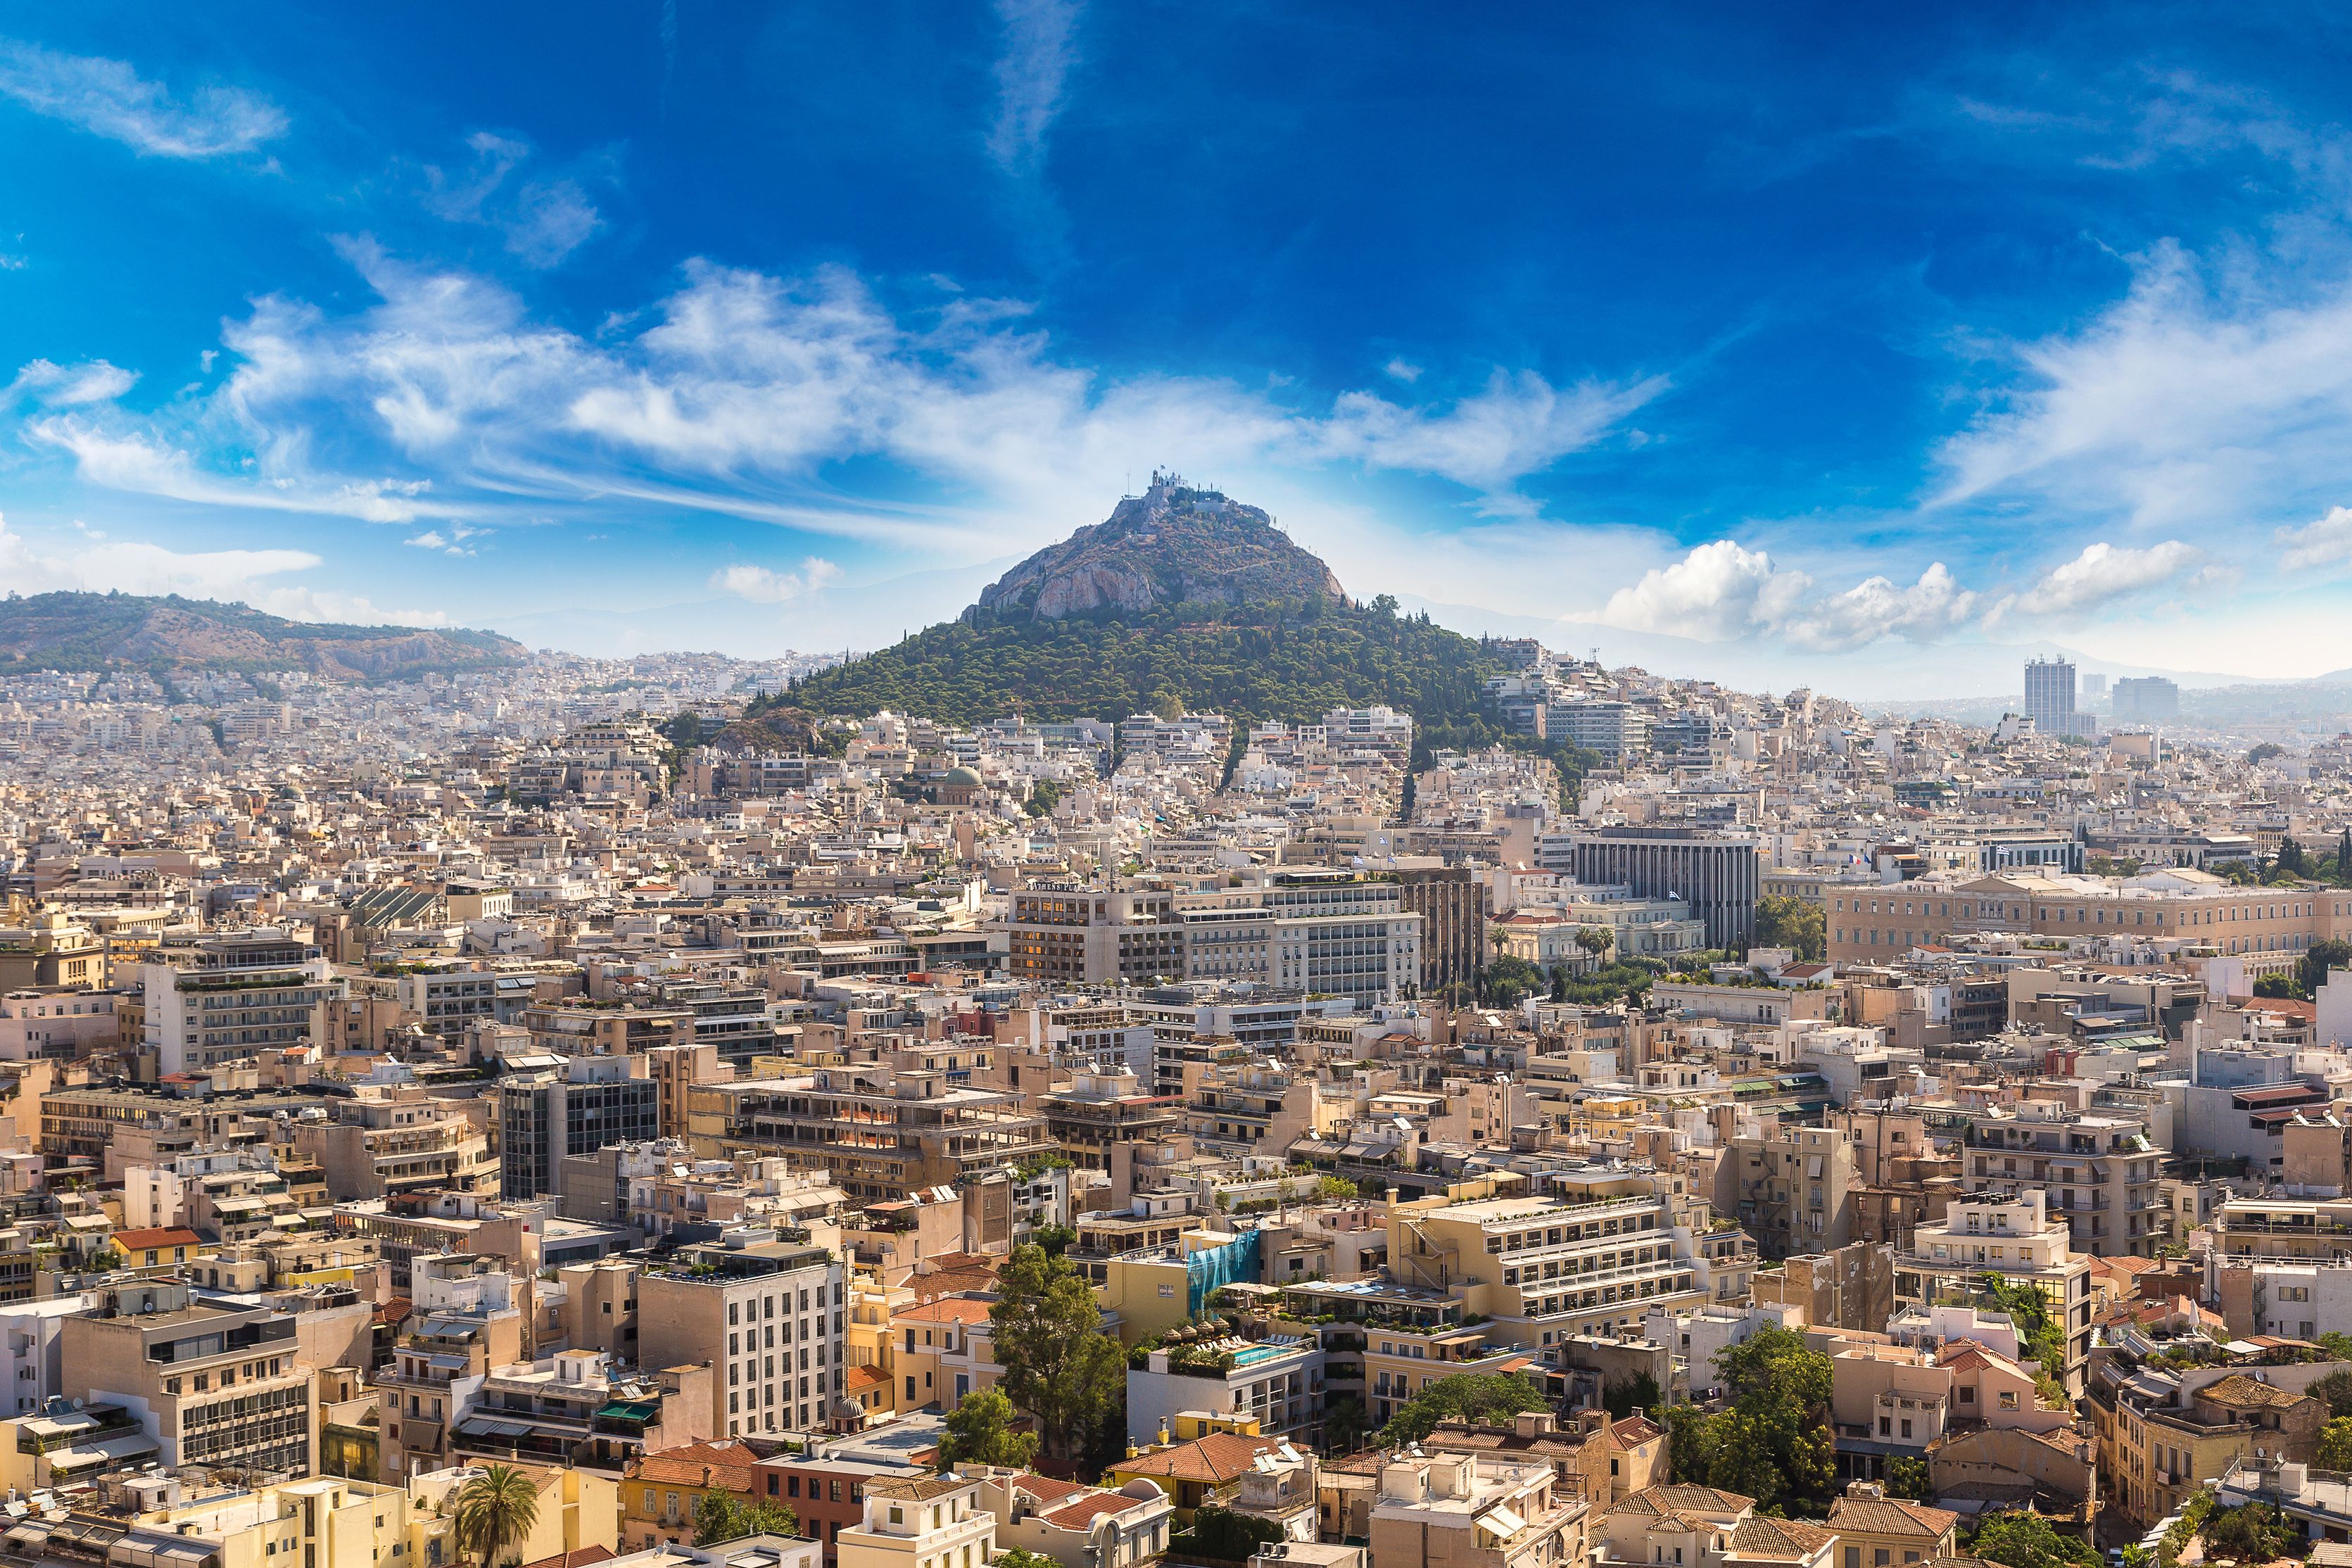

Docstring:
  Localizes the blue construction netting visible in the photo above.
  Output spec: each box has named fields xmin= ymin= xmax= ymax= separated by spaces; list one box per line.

xmin=1187 ymin=1228 xmax=1261 ymax=1316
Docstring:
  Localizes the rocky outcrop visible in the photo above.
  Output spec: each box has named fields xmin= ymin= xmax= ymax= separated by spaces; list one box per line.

xmin=973 ymin=474 xmax=1344 ymax=621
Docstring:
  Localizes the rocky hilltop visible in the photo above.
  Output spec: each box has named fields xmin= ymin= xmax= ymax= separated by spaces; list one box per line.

xmin=0 ymin=592 xmax=531 ymax=679
xmin=971 ymin=473 xmax=1345 ymax=621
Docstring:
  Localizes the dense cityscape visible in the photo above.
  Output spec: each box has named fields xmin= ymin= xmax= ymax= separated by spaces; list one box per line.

xmin=5 ymin=560 xmax=2352 ymax=1568
xmin=8 ymin=9 xmax=2352 ymax=1568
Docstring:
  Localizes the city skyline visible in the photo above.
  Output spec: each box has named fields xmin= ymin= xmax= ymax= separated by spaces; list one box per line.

xmin=4 ymin=8 xmax=2352 ymax=695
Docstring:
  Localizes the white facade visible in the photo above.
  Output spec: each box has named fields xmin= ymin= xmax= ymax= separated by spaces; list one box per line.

xmin=0 ymin=1296 xmax=93 ymax=1416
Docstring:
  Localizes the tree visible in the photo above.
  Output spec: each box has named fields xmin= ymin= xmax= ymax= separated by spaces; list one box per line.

xmin=1032 ymin=1222 xmax=1077 ymax=1258
xmin=1659 ymin=1403 xmax=1719 ymax=1486
xmin=1315 ymin=1175 xmax=1362 ymax=1202
xmin=1172 ymin=1507 xmax=1286 ymax=1563
xmin=1663 ymin=1327 xmax=1835 ymax=1515
xmin=691 ymin=1494 xmax=799 ymax=1547
xmin=990 ymin=1243 xmax=1128 ymax=1467
xmin=991 ymin=1551 xmax=1060 ymax=1568
xmin=2279 ymin=834 xmax=2308 ymax=875
xmin=1883 ymin=1457 xmax=1931 ymax=1502
xmin=1965 ymin=1510 xmax=2099 ymax=1568
xmin=1380 ymin=1372 xmax=1550 ymax=1443
xmin=2314 ymin=1369 xmax=2352 ymax=1421
xmin=2199 ymin=1502 xmax=2301 ymax=1564
xmin=1575 ymin=926 xmax=1615 ymax=961
xmin=453 ymin=1465 xmax=541 ymax=1568
xmin=938 ymin=1387 xmax=1040 ymax=1472
xmin=1323 ymin=1395 xmax=1370 ymax=1455
xmin=2301 ymin=940 xmax=2352 ymax=998
xmin=1753 ymin=896 xmax=1826 ymax=962
xmin=2339 ymin=827 xmax=2352 ymax=883
xmin=1602 ymin=1373 xmax=1660 ymax=1420
xmin=2317 ymin=1417 xmax=2352 ymax=1472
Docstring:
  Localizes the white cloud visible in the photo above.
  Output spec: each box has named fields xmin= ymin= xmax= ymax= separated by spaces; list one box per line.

xmin=1383 ymin=358 xmax=1422 ymax=384
xmin=0 ymin=511 xmax=316 ymax=600
xmin=1599 ymin=540 xmax=1976 ymax=652
xmin=1990 ymin=539 xmax=2204 ymax=622
xmin=0 ymin=39 xmax=284 ymax=157
xmin=2277 ymin=505 xmax=2352 ymax=571
xmin=1600 ymin=541 xmax=1814 ymax=644
xmin=423 ymin=133 xmax=602 ymax=269
xmin=987 ymin=0 xmax=1081 ymax=175
xmin=709 ymin=557 xmax=842 ymax=603
xmin=403 ymin=524 xmax=479 ymax=555
xmin=6 ymin=358 xmax=134 ymax=406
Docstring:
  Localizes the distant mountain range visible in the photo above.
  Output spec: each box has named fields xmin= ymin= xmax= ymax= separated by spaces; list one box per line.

xmin=0 ymin=593 xmax=529 ymax=681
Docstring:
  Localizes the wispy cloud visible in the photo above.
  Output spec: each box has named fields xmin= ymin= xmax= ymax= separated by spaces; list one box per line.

xmin=26 ymin=417 xmax=448 ymax=523
xmin=986 ymin=0 xmax=1081 ymax=176
xmin=709 ymin=557 xmax=842 ymax=604
xmin=1935 ymin=242 xmax=2352 ymax=531
xmin=23 ymin=247 xmax=1659 ymax=559
xmin=0 ymin=39 xmax=284 ymax=157
xmin=423 ymin=132 xmax=603 ymax=268
xmin=6 ymin=358 xmax=135 ymax=406
xmin=403 ymin=524 xmax=481 ymax=556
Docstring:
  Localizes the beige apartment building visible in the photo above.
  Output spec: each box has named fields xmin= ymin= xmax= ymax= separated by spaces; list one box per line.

xmin=1003 ymin=885 xmax=1184 ymax=985
xmin=61 ymin=1280 xmax=317 ymax=1478
xmin=688 ymin=1065 xmax=1052 ymax=1203
xmin=1724 ymin=1123 xmax=1856 ymax=1259
xmin=1959 ymin=1103 xmax=2160 ymax=1258
xmin=1892 ymin=1191 xmax=2093 ymax=1384
xmin=1370 ymin=1450 xmax=1588 ymax=1568
xmin=839 ymin=1474 xmax=997 ymax=1568
xmin=1388 ymin=1174 xmax=1708 ymax=1349
xmin=296 ymin=1083 xmax=500 ymax=1201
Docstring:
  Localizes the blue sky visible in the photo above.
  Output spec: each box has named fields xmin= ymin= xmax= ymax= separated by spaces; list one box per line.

xmin=3 ymin=2 xmax=2352 ymax=694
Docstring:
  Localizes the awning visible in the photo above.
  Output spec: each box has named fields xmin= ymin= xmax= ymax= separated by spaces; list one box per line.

xmin=46 ymin=1431 xmax=161 ymax=1470
xmin=455 ymin=1417 xmax=532 ymax=1439
xmin=1479 ymin=1507 xmax=1525 ymax=1539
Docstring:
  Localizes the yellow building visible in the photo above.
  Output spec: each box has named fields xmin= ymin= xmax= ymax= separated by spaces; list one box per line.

xmin=885 ymin=1296 xmax=999 ymax=1412
xmin=408 ymin=1462 xmax=621 ymax=1568
xmin=139 ymin=1477 xmax=413 ymax=1568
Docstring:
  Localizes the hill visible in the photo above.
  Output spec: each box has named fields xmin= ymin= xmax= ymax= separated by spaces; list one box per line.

xmin=972 ymin=473 xmax=1343 ymax=620
xmin=0 ymin=592 xmax=530 ymax=680
xmin=772 ymin=483 xmax=1594 ymax=789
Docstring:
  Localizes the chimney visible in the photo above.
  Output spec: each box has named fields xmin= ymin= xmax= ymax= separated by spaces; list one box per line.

xmin=1519 ymin=1411 xmax=1562 ymax=1438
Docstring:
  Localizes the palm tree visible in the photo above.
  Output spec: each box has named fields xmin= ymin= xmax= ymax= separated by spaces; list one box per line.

xmin=453 ymin=1465 xmax=540 ymax=1568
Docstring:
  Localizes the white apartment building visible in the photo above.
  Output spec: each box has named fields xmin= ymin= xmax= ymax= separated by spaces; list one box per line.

xmin=840 ymin=1474 xmax=996 ymax=1568
xmin=141 ymin=930 xmax=342 ymax=1076
xmin=1180 ymin=871 xmax=1423 ymax=1006
xmin=0 ymin=1295 xmax=91 ymax=1416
